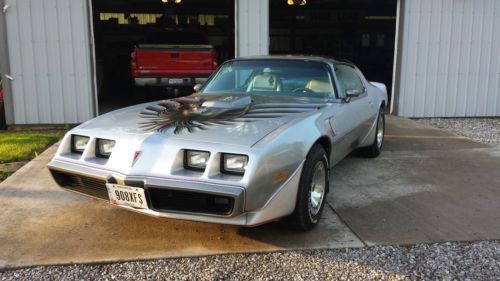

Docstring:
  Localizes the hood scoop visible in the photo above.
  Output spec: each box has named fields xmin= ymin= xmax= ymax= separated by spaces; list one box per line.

xmin=202 ymin=95 xmax=252 ymax=109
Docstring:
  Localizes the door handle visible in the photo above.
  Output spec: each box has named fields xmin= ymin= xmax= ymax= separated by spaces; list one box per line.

xmin=5 ymin=74 xmax=14 ymax=81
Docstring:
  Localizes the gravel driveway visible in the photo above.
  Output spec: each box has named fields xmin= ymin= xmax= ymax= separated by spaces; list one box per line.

xmin=2 ymin=118 xmax=499 ymax=280
xmin=414 ymin=118 xmax=500 ymax=145
xmin=1 ymin=241 xmax=498 ymax=281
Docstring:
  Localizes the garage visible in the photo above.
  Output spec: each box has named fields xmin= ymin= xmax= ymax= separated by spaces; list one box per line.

xmin=91 ymin=0 xmax=235 ymax=113
xmin=270 ymin=0 xmax=397 ymax=103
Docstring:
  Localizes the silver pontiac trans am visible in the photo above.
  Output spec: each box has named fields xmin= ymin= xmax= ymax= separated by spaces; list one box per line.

xmin=48 ymin=56 xmax=387 ymax=230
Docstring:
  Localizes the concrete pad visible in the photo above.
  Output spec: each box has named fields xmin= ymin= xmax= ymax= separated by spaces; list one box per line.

xmin=0 ymin=145 xmax=362 ymax=269
xmin=384 ymin=116 xmax=489 ymax=151
xmin=331 ymin=116 xmax=500 ymax=245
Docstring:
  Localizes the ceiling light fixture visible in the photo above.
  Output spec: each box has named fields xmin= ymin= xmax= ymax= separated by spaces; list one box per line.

xmin=287 ymin=0 xmax=307 ymax=6
xmin=162 ymin=0 xmax=182 ymax=4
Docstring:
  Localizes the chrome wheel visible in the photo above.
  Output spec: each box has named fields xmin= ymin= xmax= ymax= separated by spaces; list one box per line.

xmin=376 ymin=114 xmax=384 ymax=148
xmin=310 ymin=161 xmax=326 ymax=216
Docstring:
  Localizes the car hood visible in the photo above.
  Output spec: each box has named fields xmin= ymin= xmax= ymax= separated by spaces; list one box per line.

xmin=79 ymin=94 xmax=328 ymax=147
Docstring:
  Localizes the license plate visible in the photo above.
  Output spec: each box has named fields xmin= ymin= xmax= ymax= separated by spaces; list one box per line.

xmin=168 ymin=78 xmax=184 ymax=85
xmin=106 ymin=184 xmax=148 ymax=209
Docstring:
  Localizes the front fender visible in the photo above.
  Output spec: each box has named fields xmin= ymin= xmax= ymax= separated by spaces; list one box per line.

xmin=244 ymin=111 xmax=331 ymax=211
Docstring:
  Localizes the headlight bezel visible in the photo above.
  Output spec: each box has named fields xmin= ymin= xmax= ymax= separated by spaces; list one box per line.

xmin=221 ymin=153 xmax=249 ymax=175
xmin=71 ymin=135 xmax=90 ymax=154
xmin=95 ymin=138 xmax=116 ymax=159
xmin=184 ymin=150 xmax=211 ymax=171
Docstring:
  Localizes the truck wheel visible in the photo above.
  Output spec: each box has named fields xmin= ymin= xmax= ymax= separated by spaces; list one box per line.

xmin=287 ymin=144 xmax=329 ymax=231
xmin=361 ymin=108 xmax=385 ymax=158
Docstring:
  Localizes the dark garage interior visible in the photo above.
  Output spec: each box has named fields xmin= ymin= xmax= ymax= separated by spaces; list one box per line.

xmin=91 ymin=0 xmax=235 ymax=114
xmin=91 ymin=0 xmax=397 ymax=114
xmin=270 ymin=0 xmax=397 ymax=102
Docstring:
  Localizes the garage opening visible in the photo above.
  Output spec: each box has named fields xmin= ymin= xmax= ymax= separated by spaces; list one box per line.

xmin=270 ymin=0 xmax=397 ymax=105
xmin=91 ymin=0 xmax=235 ymax=114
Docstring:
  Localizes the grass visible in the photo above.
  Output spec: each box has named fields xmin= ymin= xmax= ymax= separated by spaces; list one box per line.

xmin=0 ymin=169 xmax=9 ymax=181
xmin=0 ymin=170 xmax=10 ymax=182
xmin=0 ymin=132 xmax=62 ymax=163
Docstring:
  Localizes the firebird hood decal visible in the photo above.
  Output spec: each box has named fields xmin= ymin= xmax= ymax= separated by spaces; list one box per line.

xmin=139 ymin=94 xmax=326 ymax=134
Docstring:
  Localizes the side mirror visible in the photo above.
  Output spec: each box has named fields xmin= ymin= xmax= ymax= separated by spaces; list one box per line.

xmin=345 ymin=88 xmax=362 ymax=97
xmin=343 ymin=88 xmax=364 ymax=103
xmin=193 ymin=83 xmax=203 ymax=92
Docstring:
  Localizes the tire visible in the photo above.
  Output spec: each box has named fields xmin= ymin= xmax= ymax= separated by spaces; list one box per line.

xmin=360 ymin=108 xmax=385 ymax=158
xmin=286 ymin=144 xmax=329 ymax=231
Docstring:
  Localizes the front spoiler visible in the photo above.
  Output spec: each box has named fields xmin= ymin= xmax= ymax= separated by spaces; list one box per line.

xmin=48 ymin=159 xmax=302 ymax=226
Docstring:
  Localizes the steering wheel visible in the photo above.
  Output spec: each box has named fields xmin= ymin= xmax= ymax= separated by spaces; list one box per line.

xmin=292 ymin=88 xmax=316 ymax=94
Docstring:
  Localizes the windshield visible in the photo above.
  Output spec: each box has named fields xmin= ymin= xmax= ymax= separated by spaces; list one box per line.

xmin=201 ymin=60 xmax=336 ymax=98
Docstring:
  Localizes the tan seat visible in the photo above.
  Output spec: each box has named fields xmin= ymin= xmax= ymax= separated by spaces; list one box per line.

xmin=305 ymin=80 xmax=332 ymax=93
xmin=247 ymin=73 xmax=282 ymax=92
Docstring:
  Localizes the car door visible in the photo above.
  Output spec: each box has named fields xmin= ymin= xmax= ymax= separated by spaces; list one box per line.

xmin=328 ymin=64 xmax=374 ymax=164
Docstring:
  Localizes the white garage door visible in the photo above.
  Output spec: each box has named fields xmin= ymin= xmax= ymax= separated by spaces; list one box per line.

xmin=396 ymin=0 xmax=500 ymax=117
xmin=4 ymin=0 xmax=95 ymax=124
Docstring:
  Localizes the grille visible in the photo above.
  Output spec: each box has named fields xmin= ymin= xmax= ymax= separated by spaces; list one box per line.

xmin=148 ymin=187 xmax=234 ymax=215
xmin=50 ymin=170 xmax=109 ymax=200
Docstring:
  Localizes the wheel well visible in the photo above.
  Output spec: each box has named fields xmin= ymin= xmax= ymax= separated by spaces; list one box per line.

xmin=314 ymin=137 xmax=331 ymax=163
xmin=313 ymin=136 xmax=331 ymax=194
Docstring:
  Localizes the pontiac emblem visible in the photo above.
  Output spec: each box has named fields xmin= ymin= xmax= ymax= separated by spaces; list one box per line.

xmin=132 ymin=151 xmax=142 ymax=167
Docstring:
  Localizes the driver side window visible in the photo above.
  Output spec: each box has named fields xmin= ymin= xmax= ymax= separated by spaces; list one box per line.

xmin=335 ymin=65 xmax=365 ymax=99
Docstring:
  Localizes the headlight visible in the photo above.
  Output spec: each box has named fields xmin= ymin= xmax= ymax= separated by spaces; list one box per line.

xmin=184 ymin=150 xmax=210 ymax=171
xmin=222 ymin=154 xmax=248 ymax=175
xmin=96 ymin=139 xmax=115 ymax=158
xmin=71 ymin=135 xmax=89 ymax=153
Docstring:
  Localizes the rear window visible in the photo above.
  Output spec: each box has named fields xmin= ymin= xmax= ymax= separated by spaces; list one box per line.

xmin=141 ymin=31 xmax=209 ymax=45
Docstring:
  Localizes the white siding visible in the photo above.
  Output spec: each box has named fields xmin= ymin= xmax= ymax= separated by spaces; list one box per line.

xmin=236 ymin=0 xmax=269 ymax=57
xmin=396 ymin=0 xmax=500 ymax=117
xmin=4 ymin=0 xmax=94 ymax=124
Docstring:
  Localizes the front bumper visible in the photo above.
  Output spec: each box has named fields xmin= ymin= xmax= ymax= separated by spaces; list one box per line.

xmin=48 ymin=159 xmax=302 ymax=226
xmin=134 ymin=77 xmax=208 ymax=87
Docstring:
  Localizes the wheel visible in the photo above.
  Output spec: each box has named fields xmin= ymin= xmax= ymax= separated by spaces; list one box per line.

xmin=360 ymin=108 xmax=385 ymax=158
xmin=286 ymin=144 xmax=329 ymax=231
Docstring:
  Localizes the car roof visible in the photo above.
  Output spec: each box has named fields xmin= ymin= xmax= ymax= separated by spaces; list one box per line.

xmin=230 ymin=55 xmax=335 ymax=63
xmin=228 ymin=55 xmax=356 ymax=67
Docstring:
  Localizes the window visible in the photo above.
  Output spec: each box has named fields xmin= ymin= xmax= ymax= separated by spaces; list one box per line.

xmin=361 ymin=34 xmax=370 ymax=47
xmin=376 ymin=34 xmax=385 ymax=47
xmin=334 ymin=65 xmax=365 ymax=99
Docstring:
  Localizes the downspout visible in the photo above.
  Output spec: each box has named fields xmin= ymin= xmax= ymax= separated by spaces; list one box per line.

xmin=390 ymin=0 xmax=405 ymax=115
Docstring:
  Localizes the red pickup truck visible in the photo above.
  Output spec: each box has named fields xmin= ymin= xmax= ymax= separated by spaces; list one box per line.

xmin=131 ymin=30 xmax=218 ymax=88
